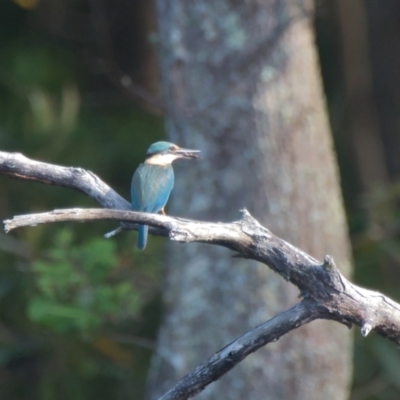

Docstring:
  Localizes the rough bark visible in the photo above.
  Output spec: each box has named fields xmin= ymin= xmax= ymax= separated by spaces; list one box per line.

xmin=2 ymin=152 xmax=400 ymax=400
xmin=149 ymin=0 xmax=353 ymax=399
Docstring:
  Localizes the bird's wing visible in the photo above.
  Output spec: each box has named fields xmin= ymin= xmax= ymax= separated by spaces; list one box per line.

xmin=131 ymin=164 xmax=174 ymax=212
xmin=131 ymin=164 xmax=145 ymax=210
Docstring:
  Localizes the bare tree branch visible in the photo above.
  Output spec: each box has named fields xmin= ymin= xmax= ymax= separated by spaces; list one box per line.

xmin=159 ymin=301 xmax=321 ymax=400
xmin=4 ymin=208 xmax=400 ymax=346
xmin=2 ymin=150 xmax=400 ymax=400
xmin=0 ymin=151 xmax=130 ymax=210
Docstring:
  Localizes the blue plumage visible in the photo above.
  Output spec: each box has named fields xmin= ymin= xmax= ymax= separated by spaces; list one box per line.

xmin=131 ymin=141 xmax=200 ymax=249
xmin=131 ymin=164 xmax=174 ymax=249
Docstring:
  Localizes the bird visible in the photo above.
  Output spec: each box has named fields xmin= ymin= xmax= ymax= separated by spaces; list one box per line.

xmin=131 ymin=141 xmax=200 ymax=249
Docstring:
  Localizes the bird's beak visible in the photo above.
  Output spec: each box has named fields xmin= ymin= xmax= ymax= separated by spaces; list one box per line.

xmin=175 ymin=148 xmax=201 ymax=159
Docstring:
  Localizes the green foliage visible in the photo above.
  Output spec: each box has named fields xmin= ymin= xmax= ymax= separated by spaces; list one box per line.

xmin=0 ymin=2 xmax=164 ymax=398
xmin=27 ymin=229 xmax=142 ymax=334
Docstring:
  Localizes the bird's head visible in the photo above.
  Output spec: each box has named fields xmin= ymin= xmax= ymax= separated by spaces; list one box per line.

xmin=145 ymin=141 xmax=200 ymax=165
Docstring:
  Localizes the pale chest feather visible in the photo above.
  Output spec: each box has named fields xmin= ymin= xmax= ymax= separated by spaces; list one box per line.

xmin=144 ymin=153 xmax=178 ymax=166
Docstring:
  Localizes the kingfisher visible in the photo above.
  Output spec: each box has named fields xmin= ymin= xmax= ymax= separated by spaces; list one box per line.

xmin=131 ymin=141 xmax=200 ymax=249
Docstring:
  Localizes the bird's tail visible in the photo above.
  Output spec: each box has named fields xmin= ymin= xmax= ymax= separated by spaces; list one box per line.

xmin=137 ymin=225 xmax=148 ymax=250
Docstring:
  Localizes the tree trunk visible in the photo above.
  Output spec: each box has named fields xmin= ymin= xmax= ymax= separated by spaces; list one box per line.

xmin=336 ymin=0 xmax=393 ymax=227
xmin=148 ymin=1 xmax=353 ymax=399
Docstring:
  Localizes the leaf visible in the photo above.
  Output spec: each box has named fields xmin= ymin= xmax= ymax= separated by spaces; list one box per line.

xmin=27 ymin=297 xmax=100 ymax=333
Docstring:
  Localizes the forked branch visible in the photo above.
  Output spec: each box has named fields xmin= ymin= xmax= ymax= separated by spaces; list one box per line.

xmin=2 ymin=150 xmax=400 ymax=400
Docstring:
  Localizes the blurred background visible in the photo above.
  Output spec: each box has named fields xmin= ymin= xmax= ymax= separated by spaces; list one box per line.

xmin=0 ymin=0 xmax=399 ymax=399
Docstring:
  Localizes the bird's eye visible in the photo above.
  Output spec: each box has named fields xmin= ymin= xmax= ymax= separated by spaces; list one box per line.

xmin=169 ymin=145 xmax=177 ymax=151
